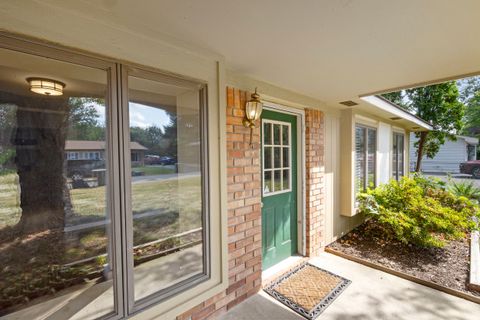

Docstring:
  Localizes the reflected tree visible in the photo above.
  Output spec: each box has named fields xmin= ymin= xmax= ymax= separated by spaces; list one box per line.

xmin=3 ymin=92 xmax=70 ymax=232
xmin=0 ymin=93 xmax=101 ymax=233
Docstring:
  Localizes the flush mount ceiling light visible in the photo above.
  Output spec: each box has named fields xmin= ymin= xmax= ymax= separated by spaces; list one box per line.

xmin=27 ymin=78 xmax=65 ymax=96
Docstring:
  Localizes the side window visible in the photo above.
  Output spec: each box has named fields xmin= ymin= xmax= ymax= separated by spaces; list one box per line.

xmin=392 ymin=133 xmax=405 ymax=180
xmin=355 ymin=125 xmax=377 ymax=196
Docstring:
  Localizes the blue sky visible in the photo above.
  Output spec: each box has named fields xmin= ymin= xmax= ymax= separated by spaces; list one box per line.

xmin=94 ymin=102 xmax=171 ymax=130
xmin=129 ymin=102 xmax=171 ymax=129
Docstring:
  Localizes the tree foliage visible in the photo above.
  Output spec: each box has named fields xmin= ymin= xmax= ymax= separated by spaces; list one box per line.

xmin=407 ymin=82 xmax=465 ymax=157
xmin=66 ymin=97 xmax=105 ymax=141
xmin=458 ymin=76 xmax=480 ymax=137
xmin=406 ymin=82 xmax=465 ymax=171
xmin=382 ymin=82 xmax=465 ymax=172
xmin=381 ymin=91 xmax=409 ymax=110
xmin=130 ymin=125 xmax=165 ymax=155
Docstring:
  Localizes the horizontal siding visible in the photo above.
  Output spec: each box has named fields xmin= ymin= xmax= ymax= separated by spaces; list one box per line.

xmin=409 ymin=134 xmax=468 ymax=173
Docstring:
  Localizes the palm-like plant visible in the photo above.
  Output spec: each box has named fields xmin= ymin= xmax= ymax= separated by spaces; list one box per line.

xmin=448 ymin=179 xmax=480 ymax=202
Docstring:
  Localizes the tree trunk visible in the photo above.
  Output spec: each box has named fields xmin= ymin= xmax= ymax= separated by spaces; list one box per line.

xmin=0 ymin=91 xmax=71 ymax=233
xmin=415 ymin=131 xmax=428 ymax=172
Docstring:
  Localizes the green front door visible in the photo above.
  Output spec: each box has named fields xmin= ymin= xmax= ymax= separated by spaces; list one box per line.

xmin=261 ymin=109 xmax=297 ymax=270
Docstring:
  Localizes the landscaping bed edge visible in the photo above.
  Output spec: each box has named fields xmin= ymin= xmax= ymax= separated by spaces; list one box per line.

xmin=470 ymin=230 xmax=480 ymax=292
xmin=324 ymin=247 xmax=480 ymax=304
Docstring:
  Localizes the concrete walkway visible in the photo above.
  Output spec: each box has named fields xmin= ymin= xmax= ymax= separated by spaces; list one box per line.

xmin=221 ymin=252 xmax=480 ymax=320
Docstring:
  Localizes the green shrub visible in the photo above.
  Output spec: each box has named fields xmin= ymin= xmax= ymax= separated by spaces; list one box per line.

xmin=357 ymin=175 xmax=479 ymax=248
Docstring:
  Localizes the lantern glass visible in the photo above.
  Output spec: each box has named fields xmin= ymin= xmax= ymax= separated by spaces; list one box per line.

xmin=246 ymin=100 xmax=262 ymax=121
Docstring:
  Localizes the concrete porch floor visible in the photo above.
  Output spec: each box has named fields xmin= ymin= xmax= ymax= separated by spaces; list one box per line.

xmin=220 ymin=252 xmax=480 ymax=320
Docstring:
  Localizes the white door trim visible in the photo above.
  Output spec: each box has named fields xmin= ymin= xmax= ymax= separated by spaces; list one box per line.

xmin=262 ymin=102 xmax=306 ymax=257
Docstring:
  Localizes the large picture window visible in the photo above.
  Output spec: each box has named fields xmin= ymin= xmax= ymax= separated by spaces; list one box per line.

xmin=126 ymin=69 xmax=208 ymax=309
xmin=392 ymin=132 xmax=405 ymax=181
xmin=0 ymin=47 xmax=115 ymax=319
xmin=0 ymin=38 xmax=209 ymax=319
xmin=355 ymin=125 xmax=377 ymax=196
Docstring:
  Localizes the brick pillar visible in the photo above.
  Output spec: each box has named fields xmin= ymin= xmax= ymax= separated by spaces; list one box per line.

xmin=305 ymin=109 xmax=325 ymax=257
xmin=177 ymin=87 xmax=262 ymax=320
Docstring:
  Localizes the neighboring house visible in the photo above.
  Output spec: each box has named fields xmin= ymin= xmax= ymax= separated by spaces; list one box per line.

xmin=65 ymin=140 xmax=148 ymax=177
xmin=409 ymin=134 xmax=479 ymax=173
xmin=1 ymin=2 xmax=476 ymax=320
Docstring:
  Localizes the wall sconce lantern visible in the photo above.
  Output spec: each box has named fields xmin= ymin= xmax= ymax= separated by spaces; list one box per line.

xmin=243 ymin=88 xmax=263 ymax=145
xmin=27 ymin=78 xmax=65 ymax=96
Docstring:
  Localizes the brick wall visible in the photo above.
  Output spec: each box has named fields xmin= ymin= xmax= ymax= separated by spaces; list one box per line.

xmin=177 ymin=87 xmax=262 ymax=320
xmin=305 ymin=109 xmax=325 ymax=256
xmin=177 ymin=91 xmax=326 ymax=320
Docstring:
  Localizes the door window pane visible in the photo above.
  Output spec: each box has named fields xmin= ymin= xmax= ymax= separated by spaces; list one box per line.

xmin=264 ymin=147 xmax=272 ymax=169
xmin=274 ymin=170 xmax=281 ymax=192
xmin=262 ymin=120 xmax=291 ymax=195
xmin=282 ymin=169 xmax=290 ymax=190
xmin=274 ymin=147 xmax=281 ymax=168
xmin=264 ymin=171 xmax=272 ymax=193
xmin=0 ymin=48 xmax=113 ymax=318
xmin=263 ymin=122 xmax=272 ymax=145
xmin=282 ymin=125 xmax=289 ymax=145
xmin=128 ymin=75 xmax=205 ymax=302
xmin=282 ymin=147 xmax=289 ymax=168
xmin=273 ymin=124 xmax=281 ymax=145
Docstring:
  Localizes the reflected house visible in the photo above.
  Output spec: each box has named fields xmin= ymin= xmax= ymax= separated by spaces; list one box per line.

xmin=65 ymin=140 xmax=148 ymax=177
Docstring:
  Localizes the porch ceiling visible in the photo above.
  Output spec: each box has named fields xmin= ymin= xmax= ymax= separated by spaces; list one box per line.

xmin=2 ymin=1 xmax=480 ymax=105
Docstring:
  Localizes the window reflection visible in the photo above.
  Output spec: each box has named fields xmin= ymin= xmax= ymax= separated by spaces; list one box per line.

xmin=0 ymin=48 xmax=113 ymax=318
xmin=128 ymin=76 xmax=205 ymax=302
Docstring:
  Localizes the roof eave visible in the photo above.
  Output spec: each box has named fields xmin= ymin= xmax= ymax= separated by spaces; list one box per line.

xmin=360 ymin=95 xmax=432 ymax=131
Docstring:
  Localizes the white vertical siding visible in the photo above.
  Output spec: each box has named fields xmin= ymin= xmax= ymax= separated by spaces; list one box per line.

xmin=376 ymin=122 xmax=392 ymax=185
xmin=409 ymin=134 xmax=468 ymax=173
xmin=324 ymin=113 xmax=365 ymax=244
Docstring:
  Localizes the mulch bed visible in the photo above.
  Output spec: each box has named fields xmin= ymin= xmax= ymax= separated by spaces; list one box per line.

xmin=327 ymin=220 xmax=480 ymax=297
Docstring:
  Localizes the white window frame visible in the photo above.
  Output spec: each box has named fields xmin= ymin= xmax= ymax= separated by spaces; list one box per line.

xmin=122 ymin=66 xmax=211 ymax=313
xmin=392 ymin=132 xmax=405 ymax=181
xmin=67 ymin=151 xmax=79 ymax=160
xmin=261 ymin=119 xmax=292 ymax=197
xmin=355 ymin=124 xmax=377 ymax=193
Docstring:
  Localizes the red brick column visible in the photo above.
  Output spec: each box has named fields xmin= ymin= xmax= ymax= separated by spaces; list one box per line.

xmin=305 ymin=109 xmax=325 ymax=257
xmin=177 ymin=87 xmax=262 ymax=320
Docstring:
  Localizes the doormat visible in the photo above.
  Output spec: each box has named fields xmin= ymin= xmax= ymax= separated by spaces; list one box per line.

xmin=264 ymin=262 xmax=351 ymax=320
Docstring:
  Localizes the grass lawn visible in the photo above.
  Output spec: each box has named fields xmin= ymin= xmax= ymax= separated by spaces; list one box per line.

xmin=0 ymin=172 xmax=201 ymax=229
xmin=132 ymin=165 xmax=175 ymax=176
xmin=0 ymin=174 xmax=21 ymax=227
xmin=0 ymin=173 xmax=203 ymax=284
xmin=0 ymin=172 xmax=202 ymax=311
xmin=0 ymin=172 xmax=202 ymax=261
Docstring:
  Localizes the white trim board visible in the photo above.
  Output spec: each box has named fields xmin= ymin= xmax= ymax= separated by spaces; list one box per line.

xmin=262 ymin=103 xmax=306 ymax=257
xmin=360 ymin=95 xmax=432 ymax=130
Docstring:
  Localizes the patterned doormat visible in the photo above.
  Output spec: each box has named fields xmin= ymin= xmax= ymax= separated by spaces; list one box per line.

xmin=264 ymin=262 xmax=351 ymax=319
